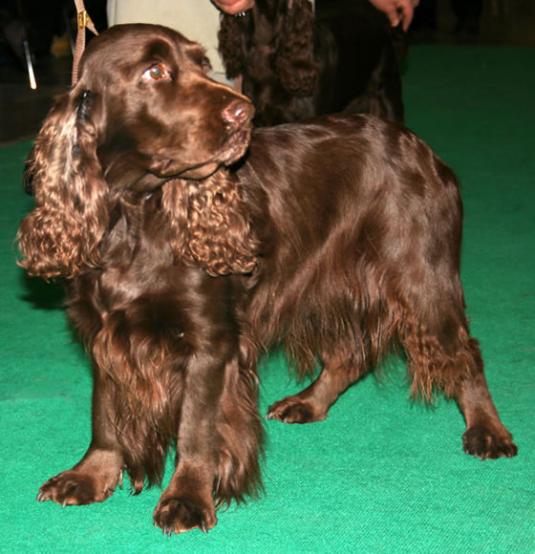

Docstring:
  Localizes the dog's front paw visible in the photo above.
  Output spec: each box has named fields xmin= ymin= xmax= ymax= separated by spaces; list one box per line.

xmin=153 ymin=496 xmax=217 ymax=535
xmin=463 ymin=425 xmax=518 ymax=459
xmin=267 ymin=396 xmax=326 ymax=423
xmin=37 ymin=469 xmax=117 ymax=506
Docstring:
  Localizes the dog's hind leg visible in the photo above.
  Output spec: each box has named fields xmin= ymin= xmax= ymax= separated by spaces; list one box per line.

xmin=267 ymin=345 xmax=368 ymax=424
xmin=455 ymin=355 xmax=518 ymax=459
xmin=399 ymin=296 xmax=517 ymax=459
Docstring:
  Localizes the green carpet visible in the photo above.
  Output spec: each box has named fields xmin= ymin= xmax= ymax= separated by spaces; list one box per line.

xmin=1 ymin=45 xmax=534 ymax=553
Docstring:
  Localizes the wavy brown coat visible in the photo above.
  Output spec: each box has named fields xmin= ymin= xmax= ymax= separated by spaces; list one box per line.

xmin=18 ymin=24 xmax=516 ymax=535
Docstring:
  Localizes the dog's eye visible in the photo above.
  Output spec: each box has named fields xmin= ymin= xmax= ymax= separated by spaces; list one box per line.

xmin=142 ymin=63 xmax=171 ymax=82
xmin=200 ymin=57 xmax=212 ymax=73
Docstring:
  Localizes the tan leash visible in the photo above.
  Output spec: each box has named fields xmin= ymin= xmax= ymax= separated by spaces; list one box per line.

xmin=71 ymin=0 xmax=99 ymax=85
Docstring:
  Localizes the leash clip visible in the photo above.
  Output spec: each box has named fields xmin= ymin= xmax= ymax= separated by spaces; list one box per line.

xmin=77 ymin=9 xmax=97 ymax=33
xmin=78 ymin=10 xmax=88 ymax=30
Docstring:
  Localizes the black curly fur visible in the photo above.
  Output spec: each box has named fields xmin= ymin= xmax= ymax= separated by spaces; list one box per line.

xmin=218 ymin=0 xmax=405 ymax=126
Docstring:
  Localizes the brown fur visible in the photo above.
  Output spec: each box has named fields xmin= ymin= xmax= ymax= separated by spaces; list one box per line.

xmin=19 ymin=24 xmax=516 ymax=536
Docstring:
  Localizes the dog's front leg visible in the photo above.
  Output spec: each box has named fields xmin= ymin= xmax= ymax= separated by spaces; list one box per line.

xmin=153 ymin=351 xmax=228 ymax=535
xmin=37 ymin=371 xmax=124 ymax=505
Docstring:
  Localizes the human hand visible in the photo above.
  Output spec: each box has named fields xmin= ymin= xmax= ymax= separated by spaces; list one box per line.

xmin=211 ymin=0 xmax=254 ymax=15
xmin=368 ymin=0 xmax=420 ymax=31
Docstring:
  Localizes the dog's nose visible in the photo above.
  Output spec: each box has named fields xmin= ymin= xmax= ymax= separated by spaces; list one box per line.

xmin=222 ymin=99 xmax=254 ymax=128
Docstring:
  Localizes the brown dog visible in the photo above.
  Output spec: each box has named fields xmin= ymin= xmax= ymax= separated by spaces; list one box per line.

xmin=18 ymin=24 xmax=516 ymax=535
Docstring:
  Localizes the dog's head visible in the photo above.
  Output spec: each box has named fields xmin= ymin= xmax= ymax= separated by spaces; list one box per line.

xmin=18 ymin=24 xmax=254 ymax=279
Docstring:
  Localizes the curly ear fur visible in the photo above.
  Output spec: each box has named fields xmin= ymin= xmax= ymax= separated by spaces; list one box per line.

xmin=17 ymin=89 xmax=109 ymax=279
xmin=274 ymin=0 xmax=318 ymax=96
xmin=162 ymin=172 xmax=258 ymax=276
xmin=218 ymin=14 xmax=248 ymax=80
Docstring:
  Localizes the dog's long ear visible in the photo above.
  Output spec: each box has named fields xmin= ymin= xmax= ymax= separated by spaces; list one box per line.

xmin=17 ymin=87 xmax=109 ymax=279
xmin=162 ymin=173 xmax=258 ymax=277
xmin=274 ymin=0 xmax=318 ymax=96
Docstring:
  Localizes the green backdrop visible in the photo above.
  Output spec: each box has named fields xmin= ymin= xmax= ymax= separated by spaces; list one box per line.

xmin=0 ymin=45 xmax=533 ymax=553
